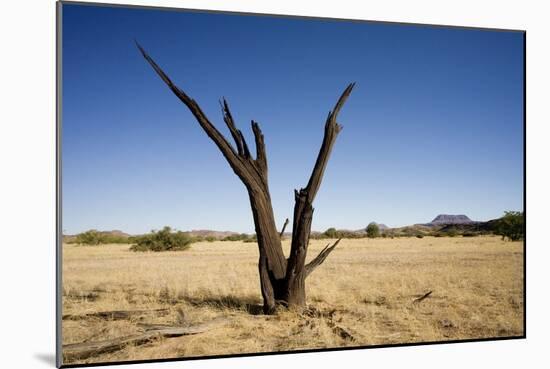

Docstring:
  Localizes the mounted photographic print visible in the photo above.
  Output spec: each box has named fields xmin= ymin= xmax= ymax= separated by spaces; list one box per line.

xmin=57 ymin=1 xmax=525 ymax=367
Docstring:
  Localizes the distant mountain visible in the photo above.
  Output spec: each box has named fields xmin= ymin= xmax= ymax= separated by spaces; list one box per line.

xmin=101 ymin=230 xmax=131 ymax=237
xmin=426 ymin=214 xmax=475 ymax=226
xmin=187 ymin=230 xmax=239 ymax=239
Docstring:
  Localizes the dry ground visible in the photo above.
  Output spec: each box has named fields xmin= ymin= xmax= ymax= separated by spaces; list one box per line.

xmin=62 ymin=236 xmax=524 ymax=365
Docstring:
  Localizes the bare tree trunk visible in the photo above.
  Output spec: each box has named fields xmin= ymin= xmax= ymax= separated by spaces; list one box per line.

xmin=137 ymin=43 xmax=354 ymax=313
xmin=247 ymin=188 xmax=287 ymax=313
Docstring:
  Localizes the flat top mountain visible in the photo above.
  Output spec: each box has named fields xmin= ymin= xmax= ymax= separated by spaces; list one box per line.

xmin=429 ymin=214 xmax=474 ymax=225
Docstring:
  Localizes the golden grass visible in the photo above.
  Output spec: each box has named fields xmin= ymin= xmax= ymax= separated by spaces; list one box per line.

xmin=62 ymin=236 xmax=524 ymax=365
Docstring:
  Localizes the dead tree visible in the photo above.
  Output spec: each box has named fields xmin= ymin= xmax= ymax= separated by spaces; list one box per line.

xmin=137 ymin=43 xmax=355 ymax=314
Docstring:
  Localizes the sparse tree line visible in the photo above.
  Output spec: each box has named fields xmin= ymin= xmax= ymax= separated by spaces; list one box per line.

xmin=66 ymin=211 xmax=524 ymax=250
xmin=65 ymin=227 xmax=260 ymax=249
xmin=311 ymin=211 xmax=524 ymax=241
xmin=66 ymin=230 xmax=132 ymax=245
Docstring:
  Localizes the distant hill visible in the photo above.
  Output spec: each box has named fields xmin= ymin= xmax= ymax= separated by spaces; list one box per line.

xmin=187 ymin=230 xmax=239 ymax=239
xmin=425 ymin=214 xmax=476 ymax=226
xmin=101 ymin=230 xmax=131 ymax=237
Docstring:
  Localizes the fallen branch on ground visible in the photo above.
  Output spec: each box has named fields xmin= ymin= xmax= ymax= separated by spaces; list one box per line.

xmin=62 ymin=308 xmax=170 ymax=321
xmin=63 ymin=317 xmax=228 ymax=361
xmin=413 ymin=291 xmax=433 ymax=304
xmin=330 ymin=324 xmax=355 ymax=341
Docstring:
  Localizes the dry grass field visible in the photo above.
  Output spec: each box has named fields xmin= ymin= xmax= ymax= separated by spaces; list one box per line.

xmin=62 ymin=236 xmax=524 ymax=365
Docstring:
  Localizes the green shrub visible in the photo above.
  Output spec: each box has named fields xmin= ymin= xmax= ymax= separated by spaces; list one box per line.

xmin=243 ymin=234 xmax=258 ymax=243
xmin=130 ymin=226 xmax=193 ymax=252
xmin=204 ymin=236 xmax=217 ymax=242
xmin=493 ymin=211 xmax=524 ymax=241
xmin=70 ymin=230 xmax=131 ymax=245
xmin=416 ymin=234 xmax=424 ymax=239
xmin=222 ymin=233 xmax=251 ymax=242
xmin=75 ymin=230 xmax=103 ymax=245
xmin=102 ymin=234 xmax=130 ymax=244
xmin=323 ymin=227 xmax=338 ymax=238
xmin=366 ymin=222 xmax=380 ymax=238
xmin=462 ymin=232 xmax=477 ymax=237
xmin=310 ymin=232 xmax=330 ymax=240
xmin=447 ymin=229 xmax=458 ymax=237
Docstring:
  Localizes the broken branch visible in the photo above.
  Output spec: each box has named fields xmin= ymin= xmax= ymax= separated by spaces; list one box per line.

xmin=279 ymin=218 xmax=289 ymax=238
xmin=221 ymin=98 xmax=245 ymax=156
xmin=136 ymin=42 xmax=256 ymax=182
xmin=251 ymin=120 xmax=267 ymax=171
xmin=304 ymin=238 xmax=341 ymax=277
xmin=304 ymin=83 xmax=354 ymax=204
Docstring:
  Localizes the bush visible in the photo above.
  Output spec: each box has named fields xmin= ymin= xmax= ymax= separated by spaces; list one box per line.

xmin=462 ymin=232 xmax=477 ymax=237
xmin=70 ymin=230 xmax=131 ymax=245
xmin=193 ymin=235 xmax=205 ymax=242
xmin=493 ymin=211 xmax=524 ymax=241
xmin=399 ymin=227 xmax=419 ymax=237
xmin=323 ymin=227 xmax=338 ymax=238
xmin=416 ymin=234 xmax=424 ymax=239
xmin=75 ymin=230 xmax=103 ymax=245
xmin=243 ymin=234 xmax=258 ymax=243
xmin=222 ymin=233 xmax=251 ymax=242
xmin=204 ymin=236 xmax=217 ymax=242
xmin=130 ymin=226 xmax=193 ymax=252
xmin=366 ymin=222 xmax=380 ymax=238
xmin=446 ymin=229 xmax=458 ymax=237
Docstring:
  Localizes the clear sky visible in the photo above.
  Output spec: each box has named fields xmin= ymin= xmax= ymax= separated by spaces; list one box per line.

xmin=61 ymin=3 xmax=524 ymax=234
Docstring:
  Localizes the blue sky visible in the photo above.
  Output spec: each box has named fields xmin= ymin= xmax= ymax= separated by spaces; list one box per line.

xmin=61 ymin=3 xmax=524 ymax=234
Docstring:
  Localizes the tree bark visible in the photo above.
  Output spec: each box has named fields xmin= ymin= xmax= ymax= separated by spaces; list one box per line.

xmin=137 ymin=43 xmax=354 ymax=313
